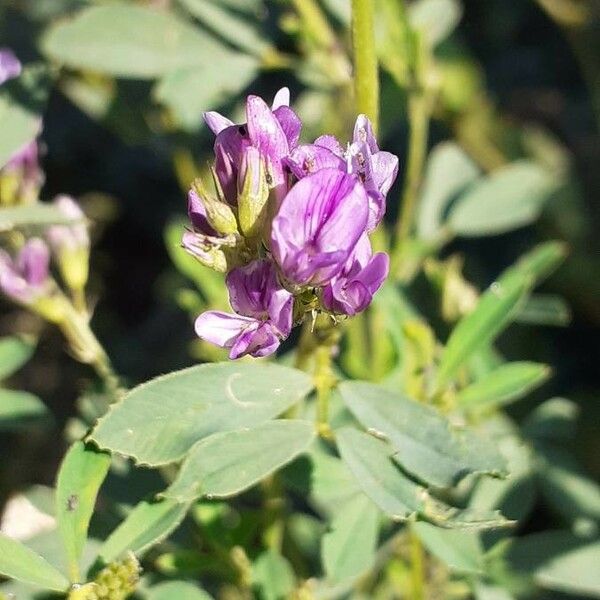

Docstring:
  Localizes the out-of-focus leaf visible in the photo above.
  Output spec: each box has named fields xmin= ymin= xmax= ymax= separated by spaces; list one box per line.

xmin=0 ymin=390 xmax=49 ymax=430
xmin=90 ymin=363 xmax=313 ymax=466
xmin=55 ymin=442 xmax=111 ymax=582
xmin=417 ymin=142 xmax=480 ymax=240
xmin=448 ymin=162 xmax=559 ymax=236
xmin=508 ymin=241 xmax=568 ymax=285
xmin=457 ymin=362 xmax=551 ymax=413
xmin=0 ymin=534 xmax=69 ymax=592
xmin=163 ymin=420 xmax=315 ymax=501
xmin=474 ymin=583 xmax=516 ymax=600
xmin=408 ymin=0 xmax=462 ymax=46
xmin=340 ymin=381 xmax=507 ymax=488
xmin=0 ymin=337 xmax=35 ymax=380
xmin=147 ymin=581 xmax=214 ymax=600
xmin=414 ymin=522 xmax=484 ymax=574
xmin=41 ymin=4 xmax=229 ymax=79
xmin=98 ymin=498 xmax=189 ymax=563
xmin=178 ymin=0 xmax=268 ymax=55
xmin=322 ymin=0 xmax=351 ymax=24
xmin=252 ymin=549 xmax=295 ymax=600
xmin=0 ymin=204 xmax=80 ymax=233
xmin=155 ymin=54 xmax=258 ymax=130
xmin=434 ymin=268 xmax=531 ymax=389
xmin=322 ymin=494 xmax=380 ymax=583
xmin=515 ymin=294 xmax=571 ymax=326
xmin=0 ymin=65 xmax=48 ymax=168
xmin=522 ymin=398 xmax=579 ymax=442
xmin=505 ymin=531 xmax=600 ymax=597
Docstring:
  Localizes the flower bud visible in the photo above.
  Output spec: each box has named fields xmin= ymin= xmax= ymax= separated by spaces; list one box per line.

xmin=237 ymin=146 xmax=269 ymax=238
xmin=191 ymin=179 xmax=238 ymax=236
xmin=46 ymin=196 xmax=90 ymax=293
xmin=0 ymin=140 xmax=44 ymax=206
xmin=182 ymin=230 xmax=234 ymax=273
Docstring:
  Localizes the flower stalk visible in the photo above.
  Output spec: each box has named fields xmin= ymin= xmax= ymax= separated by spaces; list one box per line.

xmin=351 ymin=0 xmax=380 ymax=133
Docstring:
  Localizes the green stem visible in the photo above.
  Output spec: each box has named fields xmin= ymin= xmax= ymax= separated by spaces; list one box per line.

xmin=351 ymin=0 xmax=380 ymax=131
xmin=410 ymin=526 xmax=426 ymax=600
xmin=314 ymin=344 xmax=333 ymax=437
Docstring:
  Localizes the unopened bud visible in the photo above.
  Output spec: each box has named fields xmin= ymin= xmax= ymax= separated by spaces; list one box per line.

xmin=192 ymin=179 xmax=238 ymax=236
xmin=237 ymin=147 xmax=269 ymax=238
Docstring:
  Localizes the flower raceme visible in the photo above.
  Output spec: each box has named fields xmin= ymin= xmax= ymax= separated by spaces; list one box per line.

xmin=184 ymin=88 xmax=398 ymax=359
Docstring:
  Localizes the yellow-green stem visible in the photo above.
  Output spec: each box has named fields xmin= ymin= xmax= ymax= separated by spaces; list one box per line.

xmin=410 ymin=526 xmax=426 ymax=600
xmin=351 ymin=0 xmax=380 ymax=132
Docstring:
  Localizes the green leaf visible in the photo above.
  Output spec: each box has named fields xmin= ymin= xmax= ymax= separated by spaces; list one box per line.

xmin=147 ymin=581 xmax=214 ymax=600
xmin=0 ymin=204 xmax=80 ymax=233
xmin=414 ymin=522 xmax=484 ymax=574
xmin=0 ymin=390 xmax=48 ymax=430
xmin=340 ymin=382 xmax=507 ymax=488
xmin=178 ymin=0 xmax=269 ymax=55
xmin=322 ymin=494 xmax=380 ymax=583
xmin=0 ymin=64 xmax=49 ymax=168
xmin=163 ymin=420 xmax=315 ymax=501
xmin=456 ymin=362 xmax=551 ymax=413
xmin=0 ymin=336 xmax=35 ymax=380
xmin=0 ymin=534 xmax=69 ymax=592
xmin=90 ymin=363 xmax=313 ymax=466
xmin=448 ymin=161 xmax=558 ymax=236
xmin=417 ymin=142 xmax=480 ymax=240
xmin=515 ymin=294 xmax=571 ymax=327
xmin=98 ymin=498 xmax=189 ymax=563
xmin=55 ymin=442 xmax=111 ymax=582
xmin=155 ymin=54 xmax=258 ymax=130
xmin=522 ymin=398 xmax=579 ymax=442
xmin=434 ymin=268 xmax=531 ymax=389
xmin=41 ymin=4 xmax=229 ymax=79
xmin=252 ymin=549 xmax=295 ymax=600
xmin=508 ymin=241 xmax=567 ymax=285
xmin=408 ymin=0 xmax=462 ymax=47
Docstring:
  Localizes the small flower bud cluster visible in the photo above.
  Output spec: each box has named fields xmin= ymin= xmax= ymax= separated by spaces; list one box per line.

xmin=183 ymin=89 xmax=399 ymax=359
xmin=68 ymin=553 xmax=141 ymax=600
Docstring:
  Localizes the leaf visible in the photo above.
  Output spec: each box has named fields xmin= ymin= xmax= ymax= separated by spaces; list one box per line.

xmin=0 ymin=204 xmax=80 ymax=233
xmin=0 ymin=534 xmax=69 ymax=592
xmin=41 ymin=4 xmax=229 ymax=79
xmin=448 ymin=161 xmax=559 ymax=236
xmin=55 ymin=442 xmax=111 ymax=582
xmin=0 ymin=64 xmax=48 ymax=168
xmin=147 ymin=581 xmax=214 ymax=600
xmin=252 ymin=549 xmax=296 ymax=600
xmin=322 ymin=494 xmax=380 ymax=583
xmin=89 ymin=363 xmax=313 ymax=466
xmin=417 ymin=142 xmax=480 ymax=239
xmin=98 ymin=498 xmax=189 ymax=564
xmin=409 ymin=0 xmax=463 ymax=46
xmin=336 ymin=427 xmax=424 ymax=521
xmin=340 ymin=381 xmax=507 ymax=488
xmin=508 ymin=241 xmax=567 ymax=285
xmin=0 ymin=390 xmax=49 ymax=430
xmin=414 ymin=522 xmax=484 ymax=574
xmin=155 ymin=54 xmax=258 ymax=130
xmin=434 ymin=267 xmax=531 ymax=389
xmin=178 ymin=0 xmax=269 ymax=55
xmin=0 ymin=336 xmax=35 ymax=380
xmin=163 ymin=420 xmax=315 ymax=501
xmin=515 ymin=294 xmax=571 ymax=327
xmin=456 ymin=362 xmax=551 ymax=412
xmin=522 ymin=398 xmax=579 ymax=442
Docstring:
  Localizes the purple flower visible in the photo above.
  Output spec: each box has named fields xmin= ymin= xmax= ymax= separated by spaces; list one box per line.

xmin=0 ymin=238 xmax=51 ymax=305
xmin=195 ymin=259 xmax=293 ymax=359
xmin=46 ymin=195 xmax=89 ymax=252
xmin=322 ymin=234 xmax=389 ymax=316
xmin=1 ymin=140 xmax=44 ymax=205
xmin=270 ymin=168 xmax=369 ymax=287
xmin=204 ymin=88 xmax=301 ymax=205
xmin=0 ymin=49 xmax=21 ymax=86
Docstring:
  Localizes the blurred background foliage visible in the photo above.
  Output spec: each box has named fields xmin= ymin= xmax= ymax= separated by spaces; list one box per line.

xmin=0 ymin=0 xmax=599 ymax=597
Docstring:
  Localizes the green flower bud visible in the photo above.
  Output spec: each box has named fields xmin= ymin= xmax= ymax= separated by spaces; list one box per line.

xmin=192 ymin=179 xmax=238 ymax=236
xmin=237 ymin=147 xmax=269 ymax=239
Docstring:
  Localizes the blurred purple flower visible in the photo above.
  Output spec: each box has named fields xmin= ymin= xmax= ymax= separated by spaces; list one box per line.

xmin=1 ymin=140 xmax=44 ymax=205
xmin=322 ymin=234 xmax=389 ymax=316
xmin=195 ymin=259 xmax=293 ymax=359
xmin=46 ymin=195 xmax=89 ymax=253
xmin=0 ymin=238 xmax=50 ymax=305
xmin=0 ymin=48 xmax=21 ymax=86
xmin=270 ymin=169 xmax=369 ymax=287
xmin=203 ymin=88 xmax=301 ymax=205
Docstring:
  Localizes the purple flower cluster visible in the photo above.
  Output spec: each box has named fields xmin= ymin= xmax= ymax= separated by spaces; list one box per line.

xmin=183 ymin=89 xmax=399 ymax=359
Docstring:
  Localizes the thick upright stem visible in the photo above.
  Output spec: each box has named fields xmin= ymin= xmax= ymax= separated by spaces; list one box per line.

xmin=351 ymin=0 xmax=380 ymax=132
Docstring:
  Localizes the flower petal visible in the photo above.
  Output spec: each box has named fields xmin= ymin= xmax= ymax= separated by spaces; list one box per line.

xmin=372 ymin=151 xmax=399 ymax=196
xmin=0 ymin=49 xmax=21 ymax=86
xmin=315 ymin=134 xmax=345 ymax=157
xmin=230 ymin=321 xmax=281 ymax=359
xmin=195 ymin=310 xmax=257 ymax=348
xmin=284 ymin=144 xmax=345 ymax=179
xmin=203 ymin=111 xmax=234 ymax=135
xmin=271 ymin=87 xmax=290 ymax=110
xmin=17 ymin=238 xmax=50 ymax=287
xmin=273 ymin=106 xmax=301 ymax=150
xmin=353 ymin=114 xmax=379 ymax=153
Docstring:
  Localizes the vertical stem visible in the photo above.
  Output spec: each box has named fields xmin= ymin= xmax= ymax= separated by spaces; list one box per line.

xmin=395 ymin=92 xmax=430 ymax=245
xmin=410 ymin=526 xmax=426 ymax=600
xmin=351 ymin=0 xmax=380 ymax=131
